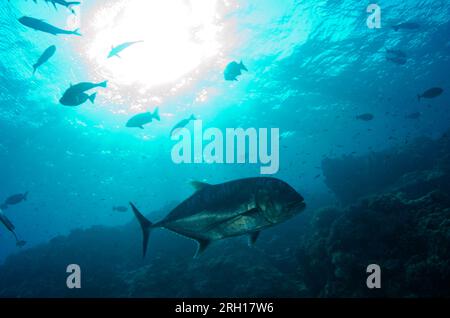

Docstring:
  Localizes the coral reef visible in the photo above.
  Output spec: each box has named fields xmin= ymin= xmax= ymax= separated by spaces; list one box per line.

xmin=322 ymin=133 xmax=450 ymax=204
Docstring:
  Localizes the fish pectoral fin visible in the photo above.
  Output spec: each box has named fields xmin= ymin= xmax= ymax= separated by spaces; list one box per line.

xmin=248 ymin=231 xmax=261 ymax=247
xmin=194 ymin=239 xmax=211 ymax=258
xmin=190 ymin=181 xmax=212 ymax=192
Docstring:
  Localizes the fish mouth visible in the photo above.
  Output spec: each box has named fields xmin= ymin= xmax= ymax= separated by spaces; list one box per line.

xmin=287 ymin=199 xmax=306 ymax=211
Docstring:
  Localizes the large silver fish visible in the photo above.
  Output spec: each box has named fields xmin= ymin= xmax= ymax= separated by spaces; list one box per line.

xmin=130 ymin=177 xmax=306 ymax=257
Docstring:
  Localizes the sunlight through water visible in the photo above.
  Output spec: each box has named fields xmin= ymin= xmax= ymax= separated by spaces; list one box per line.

xmin=74 ymin=0 xmax=227 ymax=108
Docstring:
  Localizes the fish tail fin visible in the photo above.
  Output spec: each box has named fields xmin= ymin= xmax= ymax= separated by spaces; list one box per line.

xmin=392 ymin=26 xmax=399 ymax=31
xmin=153 ymin=107 xmax=160 ymax=121
xmin=130 ymin=202 xmax=153 ymax=258
xmin=72 ymin=28 xmax=82 ymax=36
xmin=417 ymin=94 xmax=421 ymax=102
xmin=23 ymin=191 xmax=28 ymax=201
xmin=194 ymin=239 xmax=211 ymax=258
xmin=99 ymin=80 xmax=108 ymax=88
xmin=190 ymin=114 xmax=197 ymax=121
xmin=89 ymin=92 xmax=97 ymax=104
xmin=240 ymin=60 xmax=248 ymax=71
xmin=32 ymin=64 xmax=37 ymax=75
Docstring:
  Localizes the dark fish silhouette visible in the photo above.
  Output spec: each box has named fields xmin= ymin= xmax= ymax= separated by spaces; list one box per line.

xmin=356 ymin=113 xmax=374 ymax=121
xmin=418 ymin=87 xmax=443 ymax=102
xmin=113 ymin=206 xmax=128 ymax=212
xmin=60 ymin=81 xmax=107 ymax=106
xmin=406 ymin=112 xmax=421 ymax=119
xmin=33 ymin=45 xmax=56 ymax=74
xmin=386 ymin=49 xmax=407 ymax=65
xmin=0 ymin=210 xmax=26 ymax=247
xmin=130 ymin=177 xmax=306 ymax=257
xmin=108 ymin=41 xmax=143 ymax=58
xmin=4 ymin=192 xmax=28 ymax=206
xmin=170 ymin=114 xmax=196 ymax=136
xmin=45 ymin=0 xmax=80 ymax=13
xmin=18 ymin=16 xmax=81 ymax=36
xmin=224 ymin=60 xmax=248 ymax=81
xmin=392 ymin=22 xmax=420 ymax=31
xmin=126 ymin=108 xmax=160 ymax=129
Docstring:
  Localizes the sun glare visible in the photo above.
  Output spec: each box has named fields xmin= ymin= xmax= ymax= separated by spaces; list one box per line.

xmin=80 ymin=0 xmax=223 ymax=101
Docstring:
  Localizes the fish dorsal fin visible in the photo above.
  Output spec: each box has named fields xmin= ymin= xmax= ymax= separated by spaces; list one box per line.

xmin=248 ymin=231 xmax=261 ymax=246
xmin=194 ymin=239 xmax=210 ymax=258
xmin=190 ymin=181 xmax=212 ymax=192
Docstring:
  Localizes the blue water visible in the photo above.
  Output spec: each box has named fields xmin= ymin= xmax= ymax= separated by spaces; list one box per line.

xmin=0 ymin=0 xmax=449 ymax=285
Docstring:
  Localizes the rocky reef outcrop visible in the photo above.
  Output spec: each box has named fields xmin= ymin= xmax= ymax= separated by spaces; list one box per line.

xmin=322 ymin=133 xmax=450 ymax=204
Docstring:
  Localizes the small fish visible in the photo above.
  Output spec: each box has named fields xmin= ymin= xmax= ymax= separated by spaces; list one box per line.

xmin=18 ymin=16 xmax=81 ymax=36
xmin=113 ymin=206 xmax=128 ymax=212
xmin=0 ymin=211 xmax=15 ymax=233
xmin=60 ymin=92 xmax=97 ymax=107
xmin=0 ymin=210 xmax=23 ymax=246
xmin=356 ymin=113 xmax=374 ymax=121
xmin=386 ymin=49 xmax=406 ymax=58
xmin=392 ymin=22 xmax=420 ymax=31
xmin=130 ymin=177 xmax=305 ymax=257
xmin=16 ymin=240 xmax=27 ymax=248
xmin=418 ymin=87 xmax=443 ymax=102
xmin=126 ymin=108 xmax=160 ymax=129
xmin=406 ymin=112 xmax=421 ymax=119
xmin=33 ymin=45 xmax=56 ymax=74
xmin=224 ymin=60 xmax=248 ymax=81
xmin=386 ymin=49 xmax=407 ymax=65
xmin=170 ymin=114 xmax=196 ymax=136
xmin=386 ymin=57 xmax=407 ymax=65
xmin=4 ymin=192 xmax=28 ymax=206
xmin=45 ymin=0 xmax=81 ymax=14
xmin=60 ymin=81 xmax=107 ymax=106
xmin=108 ymin=41 xmax=143 ymax=58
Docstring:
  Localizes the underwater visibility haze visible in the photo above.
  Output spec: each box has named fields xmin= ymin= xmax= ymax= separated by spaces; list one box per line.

xmin=0 ymin=0 xmax=449 ymax=298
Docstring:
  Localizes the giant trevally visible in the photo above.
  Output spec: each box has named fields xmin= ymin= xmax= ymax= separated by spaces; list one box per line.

xmin=130 ymin=177 xmax=306 ymax=257
xmin=108 ymin=41 xmax=144 ymax=58
xmin=126 ymin=108 xmax=160 ymax=129
xmin=18 ymin=16 xmax=81 ymax=36
xmin=33 ymin=45 xmax=56 ymax=75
